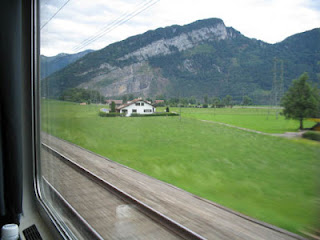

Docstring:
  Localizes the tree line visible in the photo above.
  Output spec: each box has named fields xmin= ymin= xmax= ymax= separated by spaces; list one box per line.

xmin=150 ymin=94 xmax=252 ymax=108
xmin=59 ymin=88 xmax=105 ymax=103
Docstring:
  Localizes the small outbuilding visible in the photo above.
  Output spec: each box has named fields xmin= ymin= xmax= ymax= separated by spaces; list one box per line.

xmin=309 ymin=118 xmax=320 ymax=131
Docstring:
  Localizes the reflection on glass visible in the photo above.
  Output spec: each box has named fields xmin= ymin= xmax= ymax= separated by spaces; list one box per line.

xmin=40 ymin=0 xmax=320 ymax=239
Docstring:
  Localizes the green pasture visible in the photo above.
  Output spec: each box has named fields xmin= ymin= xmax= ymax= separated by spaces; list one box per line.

xmin=41 ymin=100 xmax=320 ymax=235
xmin=161 ymin=107 xmax=315 ymax=133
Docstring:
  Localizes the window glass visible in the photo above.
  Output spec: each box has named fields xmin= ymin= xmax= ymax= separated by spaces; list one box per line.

xmin=39 ymin=0 xmax=320 ymax=239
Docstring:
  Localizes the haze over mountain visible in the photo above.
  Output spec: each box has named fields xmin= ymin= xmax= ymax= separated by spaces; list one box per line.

xmin=41 ymin=49 xmax=94 ymax=79
xmin=42 ymin=18 xmax=320 ymax=104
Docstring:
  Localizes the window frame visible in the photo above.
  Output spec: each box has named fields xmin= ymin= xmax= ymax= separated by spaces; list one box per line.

xmin=31 ymin=1 xmax=84 ymax=239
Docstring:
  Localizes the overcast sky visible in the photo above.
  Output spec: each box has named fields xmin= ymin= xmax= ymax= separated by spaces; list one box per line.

xmin=40 ymin=0 xmax=320 ymax=56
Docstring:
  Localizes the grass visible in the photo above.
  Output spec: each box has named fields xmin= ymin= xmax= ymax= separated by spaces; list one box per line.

xmin=42 ymin=100 xmax=320 ymax=235
xmin=163 ymin=107 xmax=315 ymax=133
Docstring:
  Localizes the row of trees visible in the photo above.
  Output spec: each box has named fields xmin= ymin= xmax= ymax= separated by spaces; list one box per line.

xmin=59 ymin=88 xmax=105 ymax=103
xmin=153 ymin=94 xmax=252 ymax=108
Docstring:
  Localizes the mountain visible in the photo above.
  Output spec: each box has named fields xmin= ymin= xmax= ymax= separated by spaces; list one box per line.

xmin=40 ymin=49 xmax=94 ymax=79
xmin=42 ymin=18 xmax=320 ymax=104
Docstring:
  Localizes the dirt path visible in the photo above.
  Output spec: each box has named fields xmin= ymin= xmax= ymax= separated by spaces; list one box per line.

xmin=200 ymin=120 xmax=304 ymax=138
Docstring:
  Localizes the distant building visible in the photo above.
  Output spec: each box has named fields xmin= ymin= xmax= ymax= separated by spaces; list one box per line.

xmin=154 ymin=100 xmax=165 ymax=105
xmin=105 ymin=99 xmax=123 ymax=107
xmin=117 ymin=98 xmax=156 ymax=117
xmin=310 ymin=118 xmax=320 ymax=131
xmin=80 ymin=102 xmax=87 ymax=105
xmin=311 ymin=123 xmax=320 ymax=131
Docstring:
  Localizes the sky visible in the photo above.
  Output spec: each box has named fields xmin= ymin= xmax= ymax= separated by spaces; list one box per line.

xmin=40 ymin=0 xmax=320 ymax=56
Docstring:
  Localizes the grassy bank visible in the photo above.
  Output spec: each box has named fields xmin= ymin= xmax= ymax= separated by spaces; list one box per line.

xmin=42 ymin=100 xmax=320 ymax=234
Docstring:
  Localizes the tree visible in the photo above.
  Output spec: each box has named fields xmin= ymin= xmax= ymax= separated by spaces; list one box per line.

xmin=189 ymin=96 xmax=196 ymax=105
xmin=242 ymin=95 xmax=253 ymax=105
xmin=281 ymin=73 xmax=319 ymax=129
xmin=223 ymin=95 xmax=233 ymax=107
xmin=128 ymin=94 xmax=134 ymax=101
xmin=121 ymin=95 xmax=128 ymax=104
xmin=110 ymin=101 xmax=116 ymax=112
xmin=204 ymin=94 xmax=208 ymax=104
xmin=211 ymin=97 xmax=220 ymax=108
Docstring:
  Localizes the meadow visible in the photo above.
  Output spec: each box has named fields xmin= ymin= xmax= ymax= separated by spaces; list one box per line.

xmin=163 ymin=107 xmax=315 ymax=133
xmin=41 ymin=100 xmax=320 ymax=235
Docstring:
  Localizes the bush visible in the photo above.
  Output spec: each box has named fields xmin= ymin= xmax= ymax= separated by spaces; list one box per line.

xmin=99 ymin=112 xmax=124 ymax=117
xmin=302 ymin=131 xmax=320 ymax=141
xmin=130 ymin=112 xmax=179 ymax=117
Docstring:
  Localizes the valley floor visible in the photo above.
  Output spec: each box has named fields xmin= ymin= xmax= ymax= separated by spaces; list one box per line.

xmin=41 ymin=100 xmax=320 ymax=235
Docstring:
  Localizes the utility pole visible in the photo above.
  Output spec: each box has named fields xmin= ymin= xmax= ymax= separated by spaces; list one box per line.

xmin=276 ymin=59 xmax=284 ymax=119
xmin=269 ymin=58 xmax=284 ymax=119
xmin=273 ymin=58 xmax=278 ymax=118
xmin=268 ymin=58 xmax=277 ymax=119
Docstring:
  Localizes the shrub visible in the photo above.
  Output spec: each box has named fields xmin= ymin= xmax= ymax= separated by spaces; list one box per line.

xmin=130 ymin=112 xmax=179 ymax=117
xmin=99 ymin=112 xmax=124 ymax=117
xmin=302 ymin=131 xmax=320 ymax=141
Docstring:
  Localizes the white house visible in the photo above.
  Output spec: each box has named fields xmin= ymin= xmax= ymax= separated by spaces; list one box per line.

xmin=117 ymin=98 xmax=156 ymax=117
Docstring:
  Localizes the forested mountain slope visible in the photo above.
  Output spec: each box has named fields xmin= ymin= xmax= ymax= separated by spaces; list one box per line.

xmin=42 ymin=18 xmax=320 ymax=104
xmin=41 ymin=49 xmax=94 ymax=79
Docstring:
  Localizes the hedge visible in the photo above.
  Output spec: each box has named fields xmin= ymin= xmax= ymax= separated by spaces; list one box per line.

xmin=302 ymin=131 xmax=320 ymax=142
xmin=130 ymin=112 xmax=179 ymax=117
xmin=98 ymin=112 xmax=125 ymax=117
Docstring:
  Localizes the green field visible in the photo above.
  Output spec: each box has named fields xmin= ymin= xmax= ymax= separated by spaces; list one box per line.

xmin=41 ymin=100 xmax=320 ymax=235
xmin=164 ymin=107 xmax=315 ymax=133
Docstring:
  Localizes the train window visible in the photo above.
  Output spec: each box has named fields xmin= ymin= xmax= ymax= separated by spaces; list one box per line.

xmin=38 ymin=0 xmax=320 ymax=239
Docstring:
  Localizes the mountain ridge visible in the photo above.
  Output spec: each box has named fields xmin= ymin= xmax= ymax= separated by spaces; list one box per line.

xmin=41 ymin=49 xmax=94 ymax=79
xmin=42 ymin=18 xmax=320 ymax=104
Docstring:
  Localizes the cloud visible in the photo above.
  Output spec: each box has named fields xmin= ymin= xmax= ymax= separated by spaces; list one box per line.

xmin=40 ymin=0 xmax=320 ymax=56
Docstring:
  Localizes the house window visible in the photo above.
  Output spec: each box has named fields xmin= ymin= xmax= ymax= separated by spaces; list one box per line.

xmin=135 ymin=103 xmax=140 ymax=106
xmin=144 ymin=109 xmax=152 ymax=112
xmin=122 ymin=109 xmax=128 ymax=113
xmin=132 ymin=109 xmax=137 ymax=113
xmin=141 ymin=103 xmax=144 ymax=106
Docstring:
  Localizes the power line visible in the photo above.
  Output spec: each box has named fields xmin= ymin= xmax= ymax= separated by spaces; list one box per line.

xmin=41 ymin=0 xmax=159 ymax=75
xmin=73 ymin=0 xmax=153 ymax=51
xmin=41 ymin=0 xmax=71 ymax=30
xmin=72 ymin=0 xmax=159 ymax=52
